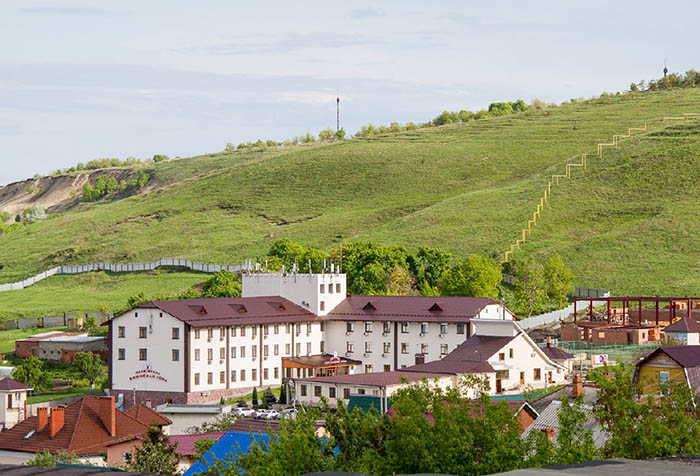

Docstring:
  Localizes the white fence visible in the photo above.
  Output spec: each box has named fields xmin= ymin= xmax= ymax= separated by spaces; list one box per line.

xmin=517 ymin=298 xmax=609 ymax=330
xmin=0 ymin=258 xmax=244 ymax=293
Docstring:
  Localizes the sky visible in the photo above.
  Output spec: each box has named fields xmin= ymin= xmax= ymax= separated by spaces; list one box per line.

xmin=1 ymin=0 xmax=699 ymax=184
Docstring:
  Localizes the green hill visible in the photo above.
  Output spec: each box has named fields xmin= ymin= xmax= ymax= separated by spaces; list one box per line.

xmin=2 ymin=87 xmax=700 ymax=318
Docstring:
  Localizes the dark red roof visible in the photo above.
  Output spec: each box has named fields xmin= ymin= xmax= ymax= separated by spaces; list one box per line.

xmin=282 ymin=354 xmax=362 ymax=367
xmin=297 ymin=370 xmax=449 ymax=387
xmin=542 ymin=346 xmax=575 ymax=361
xmin=124 ymin=404 xmax=172 ymax=426
xmin=655 ymin=346 xmax=700 ymax=368
xmin=0 ymin=396 xmax=152 ymax=455
xmin=169 ymin=432 xmax=227 ymax=457
xmin=664 ymin=318 xmax=700 ymax=333
xmin=140 ymin=297 xmax=316 ymax=327
xmin=403 ymin=359 xmax=495 ymax=375
xmin=0 ymin=378 xmax=30 ymax=391
xmin=326 ymin=295 xmax=498 ymax=323
xmin=442 ymin=335 xmax=516 ymax=362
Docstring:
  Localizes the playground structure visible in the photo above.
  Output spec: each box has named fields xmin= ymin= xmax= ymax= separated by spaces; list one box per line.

xmin=503 ymin=112 xmax=700 ymax=263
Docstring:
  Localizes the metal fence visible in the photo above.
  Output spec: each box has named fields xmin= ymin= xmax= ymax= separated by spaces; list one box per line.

xmin=542 ymin=341 xmax=660 ymax=365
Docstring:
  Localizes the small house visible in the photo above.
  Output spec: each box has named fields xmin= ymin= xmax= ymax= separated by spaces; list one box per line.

xmin=663 ymin=317 xmax=700 ymax=345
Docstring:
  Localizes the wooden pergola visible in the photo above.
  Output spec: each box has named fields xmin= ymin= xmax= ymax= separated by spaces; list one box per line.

xmin=282 ymin=354 xmax=362 ymax=379
xmin=573 ymin=296 xmax=700 ymax=326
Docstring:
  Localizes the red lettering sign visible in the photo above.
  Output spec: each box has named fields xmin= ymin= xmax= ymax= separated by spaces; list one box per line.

xmin=129 ymin=369 xmax=168 ymax=383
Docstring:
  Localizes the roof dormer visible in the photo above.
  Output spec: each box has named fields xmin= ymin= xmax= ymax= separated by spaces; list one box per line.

xmin=362 ymin=301 xmax=377 ymax=311
xmin=429 ymin=302 xmax=444 ymax=312
xmin=188 ymin=305 xmax=207 ymax=315
xmin=229 ymin=304 xmax=247 ymax=313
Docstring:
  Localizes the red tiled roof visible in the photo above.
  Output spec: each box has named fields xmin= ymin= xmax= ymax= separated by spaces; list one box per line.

xmin=542 ymin=346 xmax=575 ymax=361
xmin=140 ymin=297 xmax=316 ymax=326
xmin=282 ymin=353 xmax=362 ymax=367
xmin=403 ymin=359 xmax=496 ymax=375
xmin=664 ymin=317 xmax=700 ymax=333
xmin=326 ymin=295 xmax=498 ymax=323
xmin=169 ymin=432 xmax=227 ymax=457
xmin=442 ymin=335 xmax=517 ymax=362
xmin=0 ymin=378 xmax=30 ymax=391
xmin=296 ymin=370 xmax=449 ymax=387
xmin=0 ymin=396 xmax=151 ymax=455
xmin=124 ymin=404 xmax=172 ymax=427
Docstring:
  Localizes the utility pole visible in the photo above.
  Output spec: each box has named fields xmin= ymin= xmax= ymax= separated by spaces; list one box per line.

xmin=336 ymin=97 xmax=340 ymax=132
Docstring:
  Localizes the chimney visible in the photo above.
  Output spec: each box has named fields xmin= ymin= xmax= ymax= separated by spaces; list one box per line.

xmin=37 ymin=407 xmax=48 ymax=432
xmin=98 ymin=396 xmax=116 ymax=438
xmin=572 ymin=374 xmax=583 ymax=398
xmin=541 ymin=427 xmax=556 ymax=442
xmin=49 ymin=407 xmax=65 ymax=437
xmin=546 ymin=336 xmax=552 ymax=348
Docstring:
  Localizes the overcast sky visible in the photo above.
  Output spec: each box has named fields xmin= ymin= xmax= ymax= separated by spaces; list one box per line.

xmin=1 ymin=0 xmax=698 ymax=184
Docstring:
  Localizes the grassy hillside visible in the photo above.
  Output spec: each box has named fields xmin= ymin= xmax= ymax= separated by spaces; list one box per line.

xmin=1 ymin=88 xmax=700 ymax=317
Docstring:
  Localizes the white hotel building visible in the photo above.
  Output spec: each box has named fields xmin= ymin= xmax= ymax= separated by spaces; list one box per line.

xmin=107 ymin=272 xmax=564 ymax=406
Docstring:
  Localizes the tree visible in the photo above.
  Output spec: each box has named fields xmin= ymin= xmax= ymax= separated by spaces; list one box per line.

xmin=21 ymin=206 xmax=47 ymax=223
xmin=152 ymin=154 xmax=169 ymax=163
xmin=335 ymin=128 xmax=346 ymax=140
xmin=544 ymin=254 xmax=575 ymax=308
xmin=25 ymin=449 xmax=81 ymax=467
xmin=13 ymin=357 xmax=52 ymax=392
xmin=554 ymin=395 xmax=598 ymax=464
xmin=318 ymin=128 xmax=335 ymax=141
xmin=194 ymin=437 xmax=217 ymax=461
xmin=263 ymin=387 xmax=277 ymax=406
xmin=127 ymin=426 xmax=179 ymax=475
xmin=439 ymin=254 xmax=502 ymax=299
xmin=279 ymin=382 xmax=287 ymax=405
xmin=514 ymin=256 xmax=547 ymax=316
xmin=225 ymin=142 xmax=236 ymax=152
xmin=72 ymin=352 xmax=106 ymax=389
xmin=385 ymin=266 xmax=415 ymax=295
xmin=329 ymin=242 xmax=409 ymax=295
xmin=252 ymin=388 xmax=259 ymax=406
xmin=407 ymin=246 xmax=452 ymax=292
xmin=81 ymin=315 xmax=98 ymax=335
xmin=203 ymin=270 xmax=242 ymax=298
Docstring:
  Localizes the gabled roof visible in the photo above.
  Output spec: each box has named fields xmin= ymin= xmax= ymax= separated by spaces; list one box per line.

xmin=521 ymin=400 xmax=609 ymax=448
xmin=127 ymin=296 xmax=316 ymax=327
xmin=124 ymin=403 xmax=172 ymax=427
xmin=402 ymin=359 xmax=496 ymax=375
xmin=664 ymin=317 xmax=700 ymax=333
xmin=542 ymin=346 xmax=575 ymax=361
xmin=442 ymin=335 xmax=517 ymax=362
xmin=0 ymin=378 xmax=30 ymax=392
xmin=169 ymin=431 xmax=227 ymax=457
xmin=326 ymin=295 xmax=499 ymax=323
xmin=642 ymin=345 xmax=700 ymax=368
xmin=296 ymin=370 xmax=449 ymax=387
xmin=0 ymin=396 xmax=154 ymax=455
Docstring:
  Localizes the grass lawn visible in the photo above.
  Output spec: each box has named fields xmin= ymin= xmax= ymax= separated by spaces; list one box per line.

xmin=27 ymin=387 xmax=103 ymax=405
xmin=0 ymin=326 xmax=68 ymax=353
xmin=228 ymin=386 xmax=282 ymax=404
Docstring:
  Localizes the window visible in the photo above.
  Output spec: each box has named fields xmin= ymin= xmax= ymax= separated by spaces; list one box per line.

xmin=231 ymin=370 xmax=237 ymax=382
xmin=421 ymin=343 xmax=428 ymax=354
xmin=496 ymin=370 xmax=509 ymax=379
xmin=420 ymin=322 xmax=428 ymax=334
xmin=440 ymin=344 xmax=448 ymax=356
xmin=263 ymin=368 xmax=269 ymax=380
xmin=659 ymin=371 xmax=670 ymax=385
xmin=336 ymin=283 xmax=341 ymax=293
xmin=401 ymin=343 xmax=409 ymax=354
xmin=251 ymin=345 xmax=257 ymax=358
xmin=301 ymin=384 xmax=307 ymax=397
xmin=274 ymin=344 xmax=279 ymax=356
xmin=347 ymin=342 xmax=354 ymax=353
xmin=320 ymin=341 xmax=325 ymax=353
xmin=346 ymin=322 xmax=354 ymax=333
xmin=320 ymin=322 xmax=325 ymax=332
xmin=383 ymin=322 xmax=391 ymax=334
xmin=208 ymin=328 xmax=213 ymax=340
xmin=207 ymin=348 xmax=213 ymax=361
xmin=320 ymin=301 xmax=325 ymax=311
xmin=306 ymin=323 xmax=312 ymax=336
xmin=285 ymin=323 xmax=291 ymax=334
xmin=365 ymin=365 xmax=373 ymax=373
xmin=139 ymin=327 xmax=147 ymax=338
xmin=263 ymin=345 xmax=269 ymax=358
xmin=295 ymin=324 xmax=301 ymax=337
xmin=314 ymin=385 xmax=322 ymax=397
xmin=498 ymin=352 xmax=505 ymax=361
xmin=365 ymin=322 xmax=373 ymax=333
xmin=263 ymin=325 xmax=269 ymax=337
xmin=509 ymin=349 xmax=513 ymax=359
xmin=240 ymin=369 xmax=246 ymax=381
xmin=320 ymin=284 xmax=325 ymax=294
xmin=220 ymin=327 xmax=225 ymax=340
xmin=440 ymin=323 xmax=447 ymax=334
xmin=194 ymin=349 xmax=200 ymax=361
xmin=365 ymin=342 xmax=372 ymax=354
xmin=358 ymin=388 xmax=366 ymax=395
xmin=220 ymin=348 xmax=225 ymax=360
xmin=118 ymin=326 xmax=125 ymax=338
xmin=220 ymin=371 xmax=225 ymax=384
xmin=274 ymin=367 xmax=279 ymax=379
xmin=139 ymin=348 xmax=147 ymax=361
xmin=195 ymin=329 xmax=201 ymax=339
xmin=251 ymin=369 xmax=257 ymax=381
xmin=207 ymin=372 xmax=213 ymax=385
xmin=295 ymin=343 xmax=301 ymax=356
xmin=456 ymin=323 xmax=465 ymax=335
xmin=194 ymin=373 xmax=200 ymax=385
xmin=240 ymin=326 xmax=246 ymax=337
xmin=343 ymin=388 xmax=351 ymax=399
xmin=118 ymin=348 xmax=125 ymax=360
xmin=329 ymin=387 xmax=336 ymax=398
xmin=285 ymin=343 xmax=291 ymax=355
xmin=328 ymin=283 xmax=333 ymax=294
xmin=231 ymin=347 xmax=236 ymax=358
xmin=383 ymin=342 xmax=390 ymax=353
xmin=306 ymin=342 xmax=311 ymax=355
xmin=231 ymin=326 xmax=237 ymax=337
xmin=534 ymin=368 xmax=541 ymax=381
xmin=274 ymin=324 xmax=279 ymax=334
xmin=240 ymin=346 xmax=246 ymax=358
xmin=251 ymin=326 xmax=257 ymax=338
xmin=134 ymin=312 xmax=138 ymax=318
xmin=172 ymin=328 xmax=179 ymax=340
xmin=401 ymin=322 xmax=409 ymax=333
xmin=172 ymin=349 xmax=179 ymax=361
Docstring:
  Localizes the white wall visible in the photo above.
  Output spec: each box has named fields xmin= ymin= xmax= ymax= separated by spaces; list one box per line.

xmin=471 ymin=318 xmax=519 ymax=337
xmin=111 ymin=309 xmax=184 ymax=393
xmin=242 ymin=273 xmax=346 ymax=316
xmin=0 ymin=391 xmax=26 ymax=429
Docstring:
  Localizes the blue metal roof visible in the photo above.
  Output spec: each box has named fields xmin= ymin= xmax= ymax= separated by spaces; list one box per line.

xmin=183 ymin=430 xmax=269 ymax=476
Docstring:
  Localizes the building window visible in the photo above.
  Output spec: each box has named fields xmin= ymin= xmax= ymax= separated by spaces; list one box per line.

xmin=343 ymin=388 xmax=350 ymax=399
xmin=252 ymin=346 xmax=257 ymax=359
xmin=274 ymin=324 xmax=279 ymax=334
xmin=329 ymin=387 xmax=336 ymax=398
xmin=220 ymin=327 xmax=225 ymax=340
xmin=134 ymin=312 xmax=138 ymax=318
xmin=172 ymin=328 xmax=179 ymax=340
xmin=320 ymin=284 xmax=325 ymax=294
xmin=328 ymin=283 xmax=334 ymax=294
xmin=240 ymin=346 xmax=246 ymax=358
xmin=139 ymin=327 xmax=147 ymax=338
xmin=263 ymin=325 xmax=269 ymax=337
xmin=365 ymin=322 xmax=373 ymax=333
xmin=496 ymin=370 xmax=509 ymax=380
xmin=320 ymin=301 xmax=325 ymax=311
xmin=320 ymin=322 xmax=326 ymax=332
xmin=306 ymin=323 xmax=312 ymax=336
xmin=207 ymin=372 xmax=213 ymax=385
xmin=172 ymin=349 xmax=179 ymax=361
xmin=401 ymin=322 xmax=409 ymax=333
xmin=231 ymin=370 xmax=237 ymax=382
xmin=421 ymin=343 xmax=428 ymax=354
xmin=220 ymin=371 xmax=225 ymax=384
xmin=231 ymin=326 xmax=237 ymax=337
xmin=195 ymin=329 xmax=201 ymax=339
xmin=320 ymin=341 xmax=325 ymax=353
xmin=274 ymin=344 xmax=279 ymax=356
xmin=383 ymin=322 xmax=391 ymax=334
xmin=420 ymin=322 xmax=428 ymax=334
xmin=207 ymin=348 xmax=213 ymax=361
xmin=285 ymin=343 xmax=291 ymax=355
xmin=365 ymin=365 xmax=373 ymax=373
xmin=306 ymin=342 xmax=311 ymax=355
xmin=295 ymin=343 xmax=301 ymax=356
xmin=240 ymin=326 xmax=246 ymax=337
xmin=440 ymin=344 xmax=448 ymax=356
xmin=261 ymin=368 xmax=267 ymax=380
xmin=231 ymin=347 xmax=236 ymax=358
xmin=440 ymin=323 xmax=447 ymax=334
xmin=346 ymin=322 xmax=354 ymax=333
xmin=263 ymin=345 xmax=269 ymax=358
xmin=220 ymin=348 xmax=226 ymax=360
xmin=274 ymin=367 xmax=279 ymax=379
xmin=301 ymin=384 xmax=307 ymax=397
xmin=456 ymin=323 xmax=465 ymax=335
xmin=336 ymin=283 xmax=341 ymax=293
xmin=285 ymin=323 xmax=291 ymax=334
xmin=659 ymin=370 xmax=670 ymax=384
xmin=118 ymin=326 xmax=125 ymax=338
xmin=534 ymin=368 xmax=541 ymax=381
xmin=251 ymin=326 xmax=257 ymax=338
xmin=118 ymin=348 xmax=125 ymax=360
xmin=207 ymin=328 xmax=213 ymax=340
xmin=401 ymin=343 xmax=409 ymax=354
xmin=194 ymin=373 xmax=200 ymax=385
xmin=499 ymin=352 xmax=505 ymax=361
xmin=139 ymin=349 xmax=147 ymax=361
xmin=314 ymin=385 xmax=322 ymax=397
xmin=365 ymin=342 xmax=372 ymax=354
xmin=347 ymin=342 xmax=354 ymax=353
xmin=383 ymin=342 xmax=390 ymax=353
xmin=252 ymin=369 xmax=257 ymax=381
xmin=358 ymin=388 xmax=366 ymax=395
xmin=295 ymin=324 xmax=301 ymax=337
xmin=194 ymin=349 xmax=200 ymax=361
xmin=509 ymin=349 xmax=513 ymax=359
xmin=240 ymin=370 xmax=246 ymax=381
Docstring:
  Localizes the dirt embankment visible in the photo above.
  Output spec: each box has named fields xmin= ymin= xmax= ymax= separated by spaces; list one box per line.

xmin=0 ymin=169 xmax=137 ymax=220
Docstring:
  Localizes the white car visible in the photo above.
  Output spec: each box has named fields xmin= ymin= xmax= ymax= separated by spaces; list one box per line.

xmin=253 ymin=409 xmax=270 ymax=419
xmin=281 ymin=408 xmax=297 ymax=419
xmin=265 ymin=410 xmax=281 ymax=420
xmin=236 ymin=407 xmax=254 ymax=418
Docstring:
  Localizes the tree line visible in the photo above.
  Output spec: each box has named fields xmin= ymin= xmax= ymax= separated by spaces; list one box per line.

xmin=81 ymin=170 xmax=150 ymax=202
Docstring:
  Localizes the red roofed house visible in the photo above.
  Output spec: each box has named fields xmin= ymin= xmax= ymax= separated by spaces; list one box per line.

xmin=0 ymin=396 xmax=171 ymax=466
xmin=541 ymin=337 xmax=575 ymax=374
xmin=0 ymin=378 xmax=30 ymax=431
xmin=663 ymin=317 xmax=700 ymax=345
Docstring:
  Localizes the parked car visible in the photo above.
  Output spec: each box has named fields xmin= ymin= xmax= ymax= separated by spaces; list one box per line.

xmin=266 ymin=410 xmax=281 ymax=420
xmin=281 ymin=408 xmax=297 ymax=419
xmin=253 ymin=409 xmax=270 ymax=419
xmin=236 ymin=407 xmax=254 ymax=418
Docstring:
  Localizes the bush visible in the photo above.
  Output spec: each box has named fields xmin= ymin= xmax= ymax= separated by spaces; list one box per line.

xmin=152 ymin=154 xmax=169 ymax=163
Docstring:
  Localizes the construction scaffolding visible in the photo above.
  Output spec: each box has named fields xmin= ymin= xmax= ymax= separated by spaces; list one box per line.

xmin=573 ymin=296 xmax=700 ymax=326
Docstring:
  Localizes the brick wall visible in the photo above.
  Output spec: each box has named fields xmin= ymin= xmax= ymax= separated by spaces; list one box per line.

xmin=560 ymin=324 xmax=584 ymax=342
xmin=111 ymin=386 xmax=254 ymax=407
xmin=15 ymin=341 xmax=38 ymax=359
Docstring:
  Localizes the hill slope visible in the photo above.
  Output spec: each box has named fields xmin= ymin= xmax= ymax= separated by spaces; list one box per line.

xmin=1 ymin=88 xmax=700 ymax=317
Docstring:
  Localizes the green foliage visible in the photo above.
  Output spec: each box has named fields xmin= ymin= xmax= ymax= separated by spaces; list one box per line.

xmin=82 ymin=175 xmax=119 ymax=201
xmin=554 ymin=395 xmax=598 ymax=464
xmin=279 ymin=382 xmax=287 ymax=405
xmin=194 ymin=437 xmax=217 ymax=461
xmin=439 ymin=254 xmax=502 ymax=299
xmin=0 ymin=210 xmax=10 ymax=222
xmin=21 ymin=206 xmax=47 ymax=223
xmin=152 ymin=154 xmax=169 ymax=163
xmin=407 ymin=246 xmax=452 ymax=293
xmin=331 ymin=242 xmax=409 ymax=295
xmin=335 ymin=128 xmax=346 ymax=140
xmin=544 ymin=253 xmax=575 ymax=308
xmin=72 ymin=352 xmax=106 ymax=388
xmin=187 ymin=412 xmax=238 ymax=434
xmin=252 ymin=387 xmax=259 ymax=406
xmin=24 ymin=449 xmax=81 ymax=467
xmin=13 ymin=356 xmax=52 ymax=392
xmin=127 ymin=426 xmax=179 ymax=475
xmin=263 ymin=387 xmax=277 ymax=405
xmin=514 ymin=256 xmax=547 ymax=317
xmin=385 ymin=266 xmax=416 ymax=295
xmin=202 ymin=270 xmax=242 ymax=298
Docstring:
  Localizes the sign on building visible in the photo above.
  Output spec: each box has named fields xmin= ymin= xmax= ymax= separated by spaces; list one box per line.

xmin=592 ymin=354 xmax=608 ymax=366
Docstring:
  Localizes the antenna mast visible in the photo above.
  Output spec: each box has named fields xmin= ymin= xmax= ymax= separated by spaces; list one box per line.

xmin=336 ymin=96 xmax=340 ymax=132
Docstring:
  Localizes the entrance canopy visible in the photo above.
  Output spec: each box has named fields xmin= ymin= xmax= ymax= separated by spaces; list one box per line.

xmin=282 ymin=354 xmax=361 ymax=378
